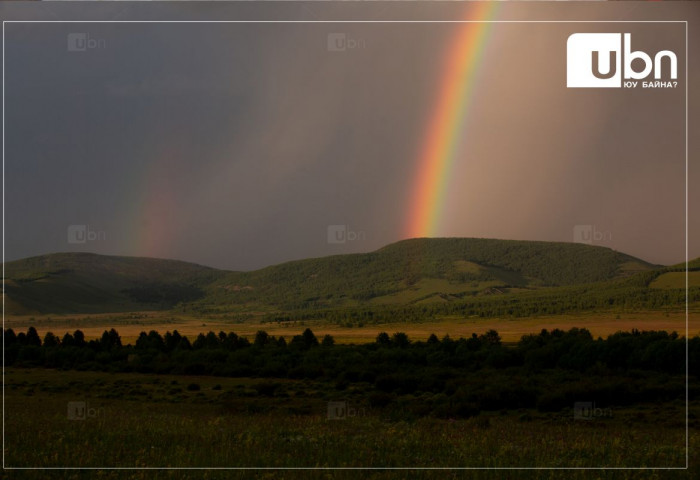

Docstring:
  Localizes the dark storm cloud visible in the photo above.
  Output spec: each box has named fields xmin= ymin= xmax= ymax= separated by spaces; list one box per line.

xmin=1 ymin=2 xmax=697 ymax=269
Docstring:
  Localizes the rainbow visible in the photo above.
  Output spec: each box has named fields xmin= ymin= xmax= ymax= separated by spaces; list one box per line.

xmin=126 ymin=135 xmax=185 ymax=259
xmin=405 ymin=3 xmax=500 ymax=239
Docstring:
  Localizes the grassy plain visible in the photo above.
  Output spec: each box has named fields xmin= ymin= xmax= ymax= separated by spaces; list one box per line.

xmin=4 ymin=310 xmax=696 ymax=345
xmin=3 ymin=368 xmax=696 ymax=477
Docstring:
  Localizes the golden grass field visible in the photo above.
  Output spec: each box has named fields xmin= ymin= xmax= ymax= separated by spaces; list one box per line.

xmin=4 ymin=309 xmax=697 ymax=345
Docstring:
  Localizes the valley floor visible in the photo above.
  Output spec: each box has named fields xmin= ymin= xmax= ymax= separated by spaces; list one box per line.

xmin=2 ymin=368 xmax=697 ymax=478
xmin=4 ymin=310 xmax=696 ymax=345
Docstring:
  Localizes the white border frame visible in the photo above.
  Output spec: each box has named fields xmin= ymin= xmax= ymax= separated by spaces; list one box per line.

xmin=1 ymin=19 xmax=689 ymax=471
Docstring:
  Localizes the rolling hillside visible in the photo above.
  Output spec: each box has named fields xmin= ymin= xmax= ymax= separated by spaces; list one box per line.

xmin=2 ymin=238 xmax=663 ymax=315
xmin=2 ymin=253 xmax=225 ymax=314
xmin=206 ymin=238 xmax=658 ymax=311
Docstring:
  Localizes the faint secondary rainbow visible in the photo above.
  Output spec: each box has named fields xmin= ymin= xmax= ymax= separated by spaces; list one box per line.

xmin=405 ymin=3 xmax=499 ymax=239
xmin=124 ymin=135 xmax=185 ymax=259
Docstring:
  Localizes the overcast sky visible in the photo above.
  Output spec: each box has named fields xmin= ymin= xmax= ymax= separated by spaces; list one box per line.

xmin=2 ymin=2 xmax=697 ymax=270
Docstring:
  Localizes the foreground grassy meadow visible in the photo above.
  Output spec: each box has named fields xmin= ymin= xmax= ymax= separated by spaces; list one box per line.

xmin=3 ymin=368 xmax=696 ymax=477
xmin=4 ymin=310 xmax=696 ymax=345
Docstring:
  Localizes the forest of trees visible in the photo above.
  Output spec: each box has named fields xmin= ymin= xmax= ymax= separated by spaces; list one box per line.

xmin=4 ymin=326 xmax=697 ymax=417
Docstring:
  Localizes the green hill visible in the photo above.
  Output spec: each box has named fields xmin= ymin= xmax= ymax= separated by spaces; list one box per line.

xmin=2 ymin=253 xmax=225 ymax=314
xmin=2 ymin=238 xmax=662 ymax=315
xmin=201 ymin=238 xmax=658 ymax=311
